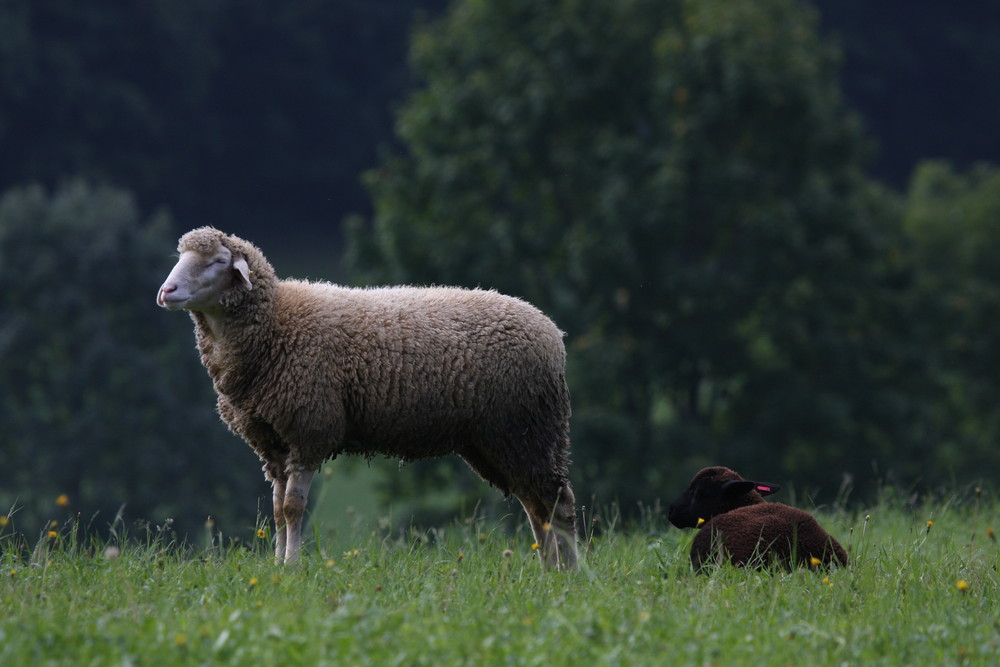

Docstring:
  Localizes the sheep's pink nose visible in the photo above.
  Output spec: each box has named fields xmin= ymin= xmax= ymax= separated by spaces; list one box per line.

xmin=157 ymin=283 xmax=178 ymax=307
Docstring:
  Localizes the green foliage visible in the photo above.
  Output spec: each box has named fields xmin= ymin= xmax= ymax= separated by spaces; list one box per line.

xmin=0 ymin=181 xmax=261 ymax=538
xmin=1 ymin=495 xmax=998 ymax=665
xmin=347 ymin=0 xmax=923 ymax=513
xmin=902 ymin=161 xmax=1000 ymax=478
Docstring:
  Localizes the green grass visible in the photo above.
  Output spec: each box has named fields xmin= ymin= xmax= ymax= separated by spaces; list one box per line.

xmin=1 ymin=495 xmax=998 ymax=666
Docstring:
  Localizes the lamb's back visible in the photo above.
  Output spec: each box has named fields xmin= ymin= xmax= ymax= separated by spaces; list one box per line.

xmin=694 ymin=503 xmax=846 ymax=567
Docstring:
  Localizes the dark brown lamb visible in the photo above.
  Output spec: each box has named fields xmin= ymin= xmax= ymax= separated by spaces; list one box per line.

xmin=157 ymin=227 xmax=577 ymax=568
xmin=668 ymin=466 xmax=848 ymax=571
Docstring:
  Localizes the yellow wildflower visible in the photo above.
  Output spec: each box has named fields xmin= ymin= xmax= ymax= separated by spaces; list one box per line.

xmin=956 ymin=579 xmax=969 ymax=593
xmin=457 ymin=552 xmax=464 ymax=562
xmin=47 ymin=530 xmax=57 ymax=540
xmin=542 ymin=522 xmax=552 ymax=532
xmin=248 ymin=577 xmax=259 ymax=589
xmin=696 ymin=518 xmax=705 ymax=528
xmin=56 ymin=494 xmax=70 ymax=507
xmin=50 ymin=520 xmax=59 ymax=528
xmin=809 ymin=556 xmax=822 ymax=567
xmin=0 ymin=515 xmax=9 ymax=528
xmin=531 ymin=543 xmax=540 ymax=550
xmin=174 ymin=633 xmax=187 ymax=648
xmin=256 ymin=529 xmax=267 ymax=539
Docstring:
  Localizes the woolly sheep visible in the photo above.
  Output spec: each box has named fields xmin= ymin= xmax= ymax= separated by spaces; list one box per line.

xmin=156 ymin=227 xmax=578 ymax=568
xmin=667 ymin=466 xmax=848 ymax=570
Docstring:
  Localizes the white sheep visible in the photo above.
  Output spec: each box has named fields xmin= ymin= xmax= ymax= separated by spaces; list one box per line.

xmin=157 ymin=227 xmax=578 ymax=568
xmin=668 ymin=466 xmax=848 ymax=570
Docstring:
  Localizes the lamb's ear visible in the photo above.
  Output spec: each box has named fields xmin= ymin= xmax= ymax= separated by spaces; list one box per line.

xmin=233 ymin=255 xmax=252 ymax=290
xmin=751 ymin=481 xmax=781 ymax=496
xmin=720 ymin=480 xmax=758 ymax=499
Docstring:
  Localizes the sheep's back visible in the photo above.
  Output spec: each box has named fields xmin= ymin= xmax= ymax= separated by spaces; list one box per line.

xmin=269 ymin=282 xmax=570 ymax=459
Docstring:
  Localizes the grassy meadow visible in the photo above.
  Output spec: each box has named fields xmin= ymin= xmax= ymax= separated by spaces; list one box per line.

xmin=1 ymin=491 xmax=998 ymax=666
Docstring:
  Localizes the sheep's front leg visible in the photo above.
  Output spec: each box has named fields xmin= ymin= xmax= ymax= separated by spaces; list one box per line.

xmin=271 ymin=477 xmax=287 ymax=562
xmin=282 ymin=469 xmax=314 ymax=563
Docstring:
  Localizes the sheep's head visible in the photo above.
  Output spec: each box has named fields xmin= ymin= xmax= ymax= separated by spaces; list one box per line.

xmin=667 ymin=466 xmax=780 ymax=529
xmin=157 ymin=227 xmax=269 ymax=313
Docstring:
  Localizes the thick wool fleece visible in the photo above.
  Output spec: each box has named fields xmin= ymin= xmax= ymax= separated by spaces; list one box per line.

xmin=670 ymin=466 xmax=848 ymax=570
xmin=176 ymin=226 xmax=573 ymax=500
xmin=691 ymin=502 xmax=849 ymax=569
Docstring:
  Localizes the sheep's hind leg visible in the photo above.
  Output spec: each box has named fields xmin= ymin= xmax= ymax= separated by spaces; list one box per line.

xmin=459 ymin=445 xmax=578 ymax=569
xmin=271 ymin=476 xmax=288 ymax=562
xmin=282 ymin=469 xmax=314 ymax=563
xmin=519 ymin=483 xmax=579 ymax=570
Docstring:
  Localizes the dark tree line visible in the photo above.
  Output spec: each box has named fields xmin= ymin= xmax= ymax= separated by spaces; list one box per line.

xmin=1 ymin=0 xmax=996 ymax=245
xmin=0 ymin=0 xmax=447 ymax=271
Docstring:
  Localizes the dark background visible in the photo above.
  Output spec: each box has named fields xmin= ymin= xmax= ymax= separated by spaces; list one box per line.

xmin=3 ymin=1 xmax=996 ymax=267
xmin=2 ymin=0 xmax=998 ymax=540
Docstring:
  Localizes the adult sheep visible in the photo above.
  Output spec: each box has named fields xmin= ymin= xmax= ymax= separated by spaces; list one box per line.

xmin=668 ymin=466 xmax=848 ymax=571
xmin=156 ymin=227 xmax=578 ymax=568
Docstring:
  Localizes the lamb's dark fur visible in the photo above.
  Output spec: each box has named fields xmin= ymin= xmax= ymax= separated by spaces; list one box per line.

xmin=157 ymin=227 xmax=577 ymax=567
xmin=668 ymin=466 xmax=848 ymax=570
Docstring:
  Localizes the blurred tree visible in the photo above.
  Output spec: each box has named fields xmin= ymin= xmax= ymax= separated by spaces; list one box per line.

xmin=0 ymin=181 xmax=263 ymax=539
xmin=902 ymin=161 xmax=1000 ymax=479
xmin=0 ymin=0 xmax=446 ymax=255
xmin=347 ymin=0 xmax=925 ymax=515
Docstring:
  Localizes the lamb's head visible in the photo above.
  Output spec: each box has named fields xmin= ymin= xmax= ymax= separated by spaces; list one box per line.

xmin=157 ymin=227 xmax=271 ymax=312
xmin=667 ymin=466 xmax=781 ymax=529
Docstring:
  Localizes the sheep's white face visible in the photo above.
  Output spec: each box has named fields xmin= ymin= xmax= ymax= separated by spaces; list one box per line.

xmin=156 ymin=246 xmax=251 ymax=312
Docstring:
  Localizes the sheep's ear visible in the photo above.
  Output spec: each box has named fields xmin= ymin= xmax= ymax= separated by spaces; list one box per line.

xmin=720 ymin=480 xmax=758 ymax=499
xmin=752 ymin=481 xmax=781 ymax=496
xmin=233 ymin=255 xmax=252 ymax=290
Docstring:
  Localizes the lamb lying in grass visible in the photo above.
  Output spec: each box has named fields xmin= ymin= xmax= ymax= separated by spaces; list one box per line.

xmin=668 ymin=466 xmax=848 ymax=570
